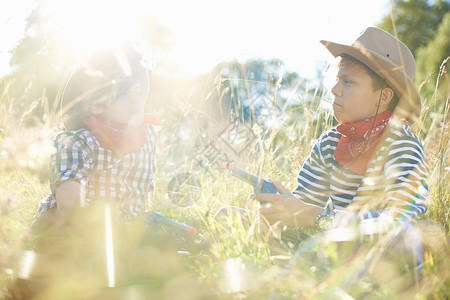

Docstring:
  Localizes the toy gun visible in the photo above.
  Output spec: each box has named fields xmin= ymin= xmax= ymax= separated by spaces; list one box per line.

xmin=225 ymin=162 xmax=277 ymax=195
xmin=147 ymin=212 xmax=197 ymax=238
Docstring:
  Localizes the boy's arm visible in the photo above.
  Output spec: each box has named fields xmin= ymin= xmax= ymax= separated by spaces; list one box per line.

xmin=290 ymin=137 xmax=333 ymax=216
xmin=381 ymin=139 xmax=428 ymax=220
xmin=258 ymin=135 xmax=333 ymax=228
xmin=354 ymin=135 xmax=428 ymax=228
xmin=292 ymin=137 xmax=333 ymax=208
xmin=258 ymin=180 xmax=323 ymax=227
xmin=49 ymin=131 xmax=93 ymax=209
xmin=54 ymin=180 xmax=83 ymax=210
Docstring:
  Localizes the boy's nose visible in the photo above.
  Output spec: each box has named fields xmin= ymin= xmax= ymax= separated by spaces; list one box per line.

xmin=331 ymin=82 xmax=342 ymax=97
xmin=129 ymin=90 xmax=144 ymax=103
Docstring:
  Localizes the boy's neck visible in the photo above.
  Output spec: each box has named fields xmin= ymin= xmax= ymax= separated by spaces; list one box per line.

xmin=341 ymin=109 xmax=391 ymax=125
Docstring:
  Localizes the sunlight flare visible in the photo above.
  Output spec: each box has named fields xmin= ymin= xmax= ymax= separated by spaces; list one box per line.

xmin=225 ymin=257 xmax=245 ymax=293
xmin=18 ymin=250 xmax=36 ymax=279
xmin=105 ymin=204 xmax=115 ymax=287
xmin=43 ymin=0 xmax=146 ymax=53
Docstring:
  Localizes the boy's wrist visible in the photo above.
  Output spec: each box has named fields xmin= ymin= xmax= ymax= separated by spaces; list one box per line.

xmin=293 ymin=200 xmax=324 ymax=228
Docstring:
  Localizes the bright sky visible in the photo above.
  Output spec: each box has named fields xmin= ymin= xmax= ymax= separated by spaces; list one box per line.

xmin=0 ymin=0 xmax=390 ymax=80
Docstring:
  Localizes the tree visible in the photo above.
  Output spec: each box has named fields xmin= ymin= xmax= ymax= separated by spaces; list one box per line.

xmin=200 ymin=58 xmax=313 ymax=126
xmin=1 ymin=3 xmax=71 ymax=125
xmin=415 ymin=12 xmax=450 ymax=100
xmin=1 ymin=3 xmax=174 ymax=126
xmin=377 ymin=0 xmax=450 ymax=137
xmin=378 ymin=0 xmax=450 ymax=56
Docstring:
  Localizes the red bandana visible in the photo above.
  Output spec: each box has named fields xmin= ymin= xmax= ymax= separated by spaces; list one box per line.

xmin=334 ymin=110 xmax=392 ymax=175
xmin=83 ymin=114 xmax=162 ymax=156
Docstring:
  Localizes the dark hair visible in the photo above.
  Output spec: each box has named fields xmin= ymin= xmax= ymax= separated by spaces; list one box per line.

xmin=61 ymin=47 xmax=149 ymax=130
xmin=338 ymin=55 xmax=399 ymax=111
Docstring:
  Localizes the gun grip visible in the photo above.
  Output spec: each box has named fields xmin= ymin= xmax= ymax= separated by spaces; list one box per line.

xmin=252 ymin=180 xmax=277 ymax=204
xmin=260 ymin=180 xmax=277 ymax=194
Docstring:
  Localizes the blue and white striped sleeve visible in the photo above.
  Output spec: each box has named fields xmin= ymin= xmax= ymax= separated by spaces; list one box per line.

xmin=292 ymin=134 xmax=332 ymax=207
xmin=360 ymin=133 xmax=428 ymax=225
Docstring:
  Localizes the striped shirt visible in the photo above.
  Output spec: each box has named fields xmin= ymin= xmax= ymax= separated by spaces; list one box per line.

xmin=293 ymin=123 xmax=428 ymax=229
xmin=33 ymin=125 xmax=157 ymax=221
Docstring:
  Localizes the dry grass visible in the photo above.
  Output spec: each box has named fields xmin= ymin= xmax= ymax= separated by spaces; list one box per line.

xmin=0 ymin=58 xmax=449 ymax=299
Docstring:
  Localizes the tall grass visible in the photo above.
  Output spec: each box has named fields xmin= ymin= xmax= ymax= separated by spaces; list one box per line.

xmin=0 ymin=57 xmax=449 ymax=299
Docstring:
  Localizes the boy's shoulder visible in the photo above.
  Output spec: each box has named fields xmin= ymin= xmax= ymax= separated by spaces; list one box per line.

xmin=53 ymin=128 xmax=99 ymax=148
xmin=308 ymin=128 xmax=341 ymax=156
xmin=144 ymin=124 xmax=158 ymax=138
xmin=54 ymin=128 xmax=92 ymax=139
xmin=383 ymin=123 xmax=426 ymax=160
xmin=317 ymin=127 xmax=341 ymax=144
xmin=387 ymin=123 xmax=423 ymax=146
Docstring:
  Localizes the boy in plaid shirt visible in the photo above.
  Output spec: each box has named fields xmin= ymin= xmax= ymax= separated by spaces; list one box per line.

xmin=32 ymin=47 xmax=160 ymax=228
xmin=22 ymin=48 xmax=201 ymax=295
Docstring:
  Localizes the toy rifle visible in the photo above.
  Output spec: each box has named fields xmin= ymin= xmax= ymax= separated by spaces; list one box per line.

xmin=147 ymin=212 xmax=197 ymax=238
xmin=224 ymin=162 xmax=277 ymax=196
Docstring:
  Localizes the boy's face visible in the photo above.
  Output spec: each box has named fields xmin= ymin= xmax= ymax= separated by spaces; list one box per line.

xmin=104 ymin=83 xmax=146 ymax=127
xmin=331 ymin=62 xmax=382 ymax=123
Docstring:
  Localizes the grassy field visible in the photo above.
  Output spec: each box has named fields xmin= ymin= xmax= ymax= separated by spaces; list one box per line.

xmin=0 ymin=59 xmax=449 ymax=299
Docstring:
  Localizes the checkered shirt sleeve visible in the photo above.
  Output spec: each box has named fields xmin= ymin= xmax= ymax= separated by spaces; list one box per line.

xmin=49 ymin=130 xmax=95 ymax=191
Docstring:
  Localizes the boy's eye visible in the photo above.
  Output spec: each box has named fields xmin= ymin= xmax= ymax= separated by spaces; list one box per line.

xmin=115 ymin=84 xmax=131 ymax=97
xmin=335 ymin=77 xmax=351 ymax=83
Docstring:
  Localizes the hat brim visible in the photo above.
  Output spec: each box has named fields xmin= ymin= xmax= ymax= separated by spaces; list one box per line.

xmin=320 ymin=40 xmax=421 ymax=122
xmin=60 ymin=69 xmax=150 ymax=130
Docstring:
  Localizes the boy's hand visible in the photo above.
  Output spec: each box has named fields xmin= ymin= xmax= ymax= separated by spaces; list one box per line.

xmin=55 ymin=180 xmax=83 ymax=211
xmin=254 ymin=180 xmax=321 ymax=228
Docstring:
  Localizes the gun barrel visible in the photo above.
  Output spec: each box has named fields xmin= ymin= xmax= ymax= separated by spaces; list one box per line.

xmin=147 ymin=212 xmax=197 ymax=236
xmin=224 ymin=162 xmax=277 ymax=196
xmin=225 ymin=162 xmax=262 ymax=186
xmin=231 ymin=167 xmax=261 ymax=186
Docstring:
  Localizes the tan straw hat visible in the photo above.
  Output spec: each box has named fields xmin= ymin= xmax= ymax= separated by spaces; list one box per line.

xmin=60 ymin=47 xmax=149 ymax=130
xmin=321 ymin=27 xmax=421 ymax=122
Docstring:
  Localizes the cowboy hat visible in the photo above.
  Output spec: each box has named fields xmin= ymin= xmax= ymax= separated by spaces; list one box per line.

xmin=321 ymin=27 xmax=421 ymax=122
xmin=60 ymin=47 xmax=150 ymax=130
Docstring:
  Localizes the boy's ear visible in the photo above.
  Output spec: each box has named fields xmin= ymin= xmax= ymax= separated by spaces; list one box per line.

xmin=90 ymin=104 xmax=105 ymax=115
xmin=380 ymin=87 xmax=394 ymax=106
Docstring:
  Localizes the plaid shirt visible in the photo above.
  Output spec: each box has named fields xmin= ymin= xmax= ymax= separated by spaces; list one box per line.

xmin=34 ymin=125 xmax=157 ymax=221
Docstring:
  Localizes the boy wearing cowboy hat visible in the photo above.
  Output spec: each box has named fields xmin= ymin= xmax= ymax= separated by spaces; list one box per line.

xmin=31 ymin=47 xmax=161 ymax=229
xmin=257 ymin=27 xmax=428 ymax=232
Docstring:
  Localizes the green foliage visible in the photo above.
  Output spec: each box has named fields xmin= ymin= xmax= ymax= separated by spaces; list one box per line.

xmin=378 ymin=0 xmax=450 ymax=56
xmin=378 ymin=2 xmax=450 ymax=194
xmin=1 ymin=3 xmax=175 ymax=128
xmin=1 ymin=58 xmax=449 ymax=298
xmin=377 ymin=0 xmax=449 ymax=123
xmin=416 ymin=12 xmax=450 ymax=100
xmin=3 ymin=4 xmax=73 ymax=125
